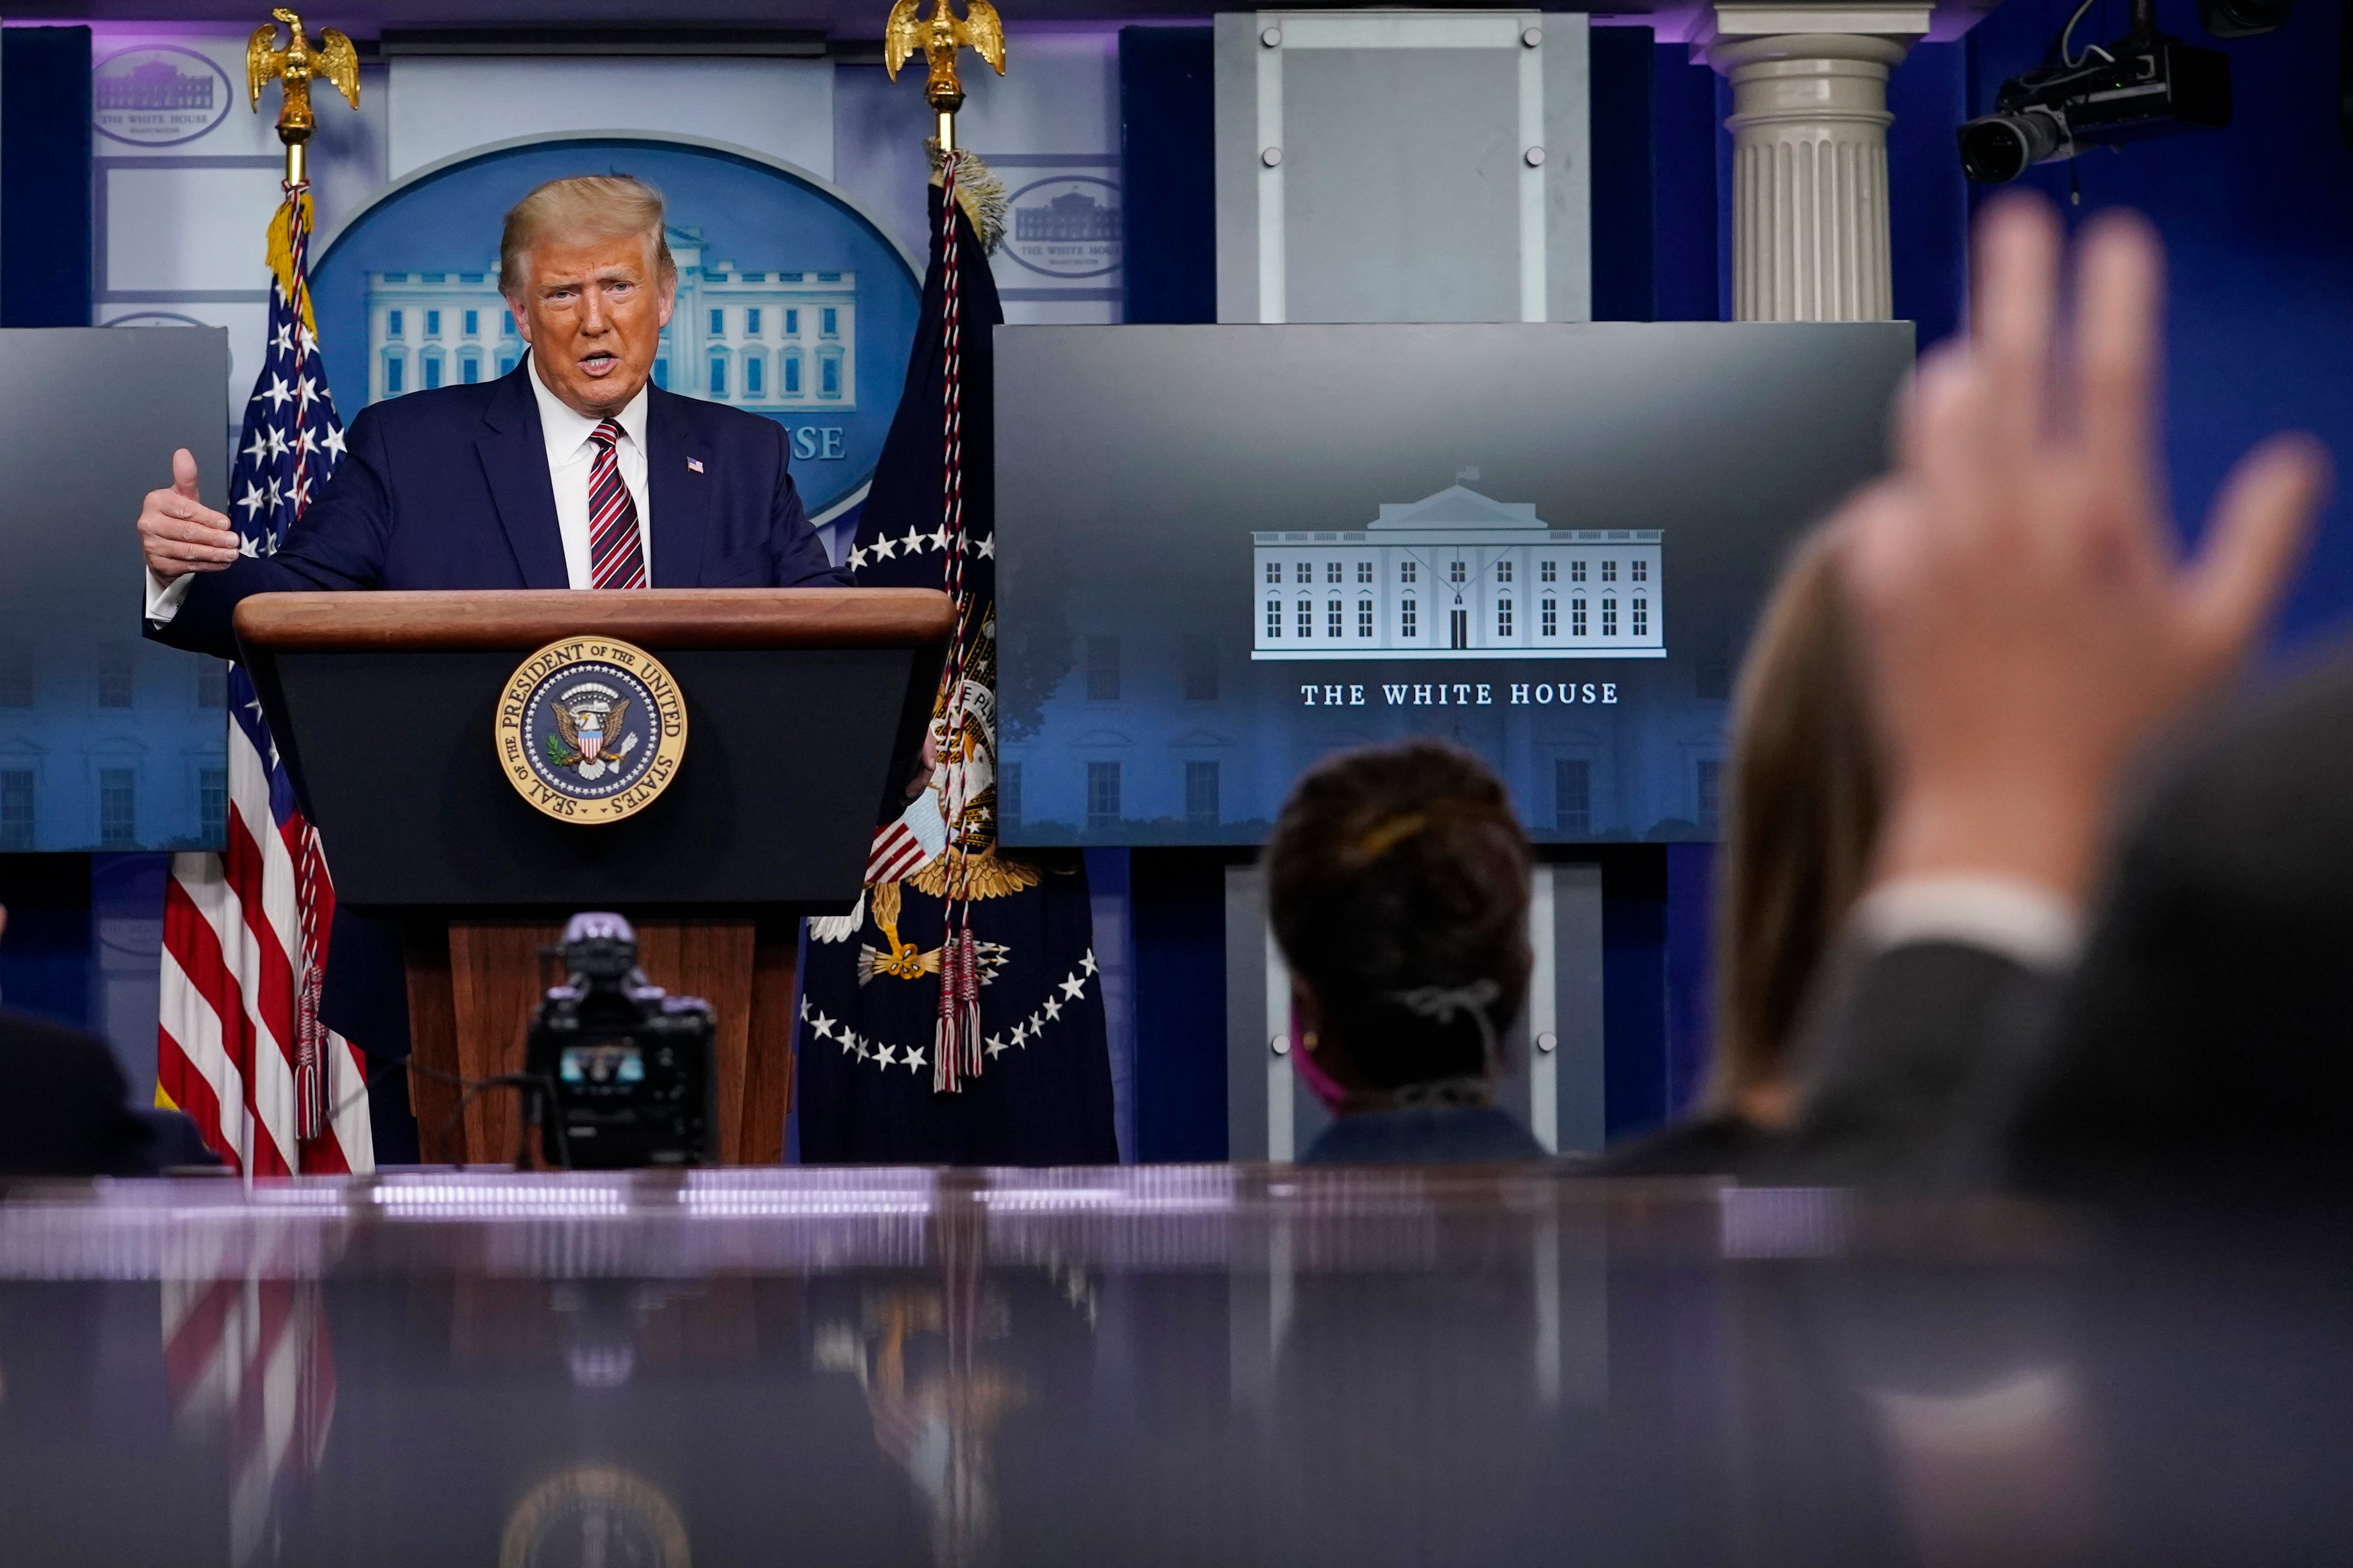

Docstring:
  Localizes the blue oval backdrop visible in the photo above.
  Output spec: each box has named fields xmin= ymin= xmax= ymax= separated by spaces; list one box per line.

xmin=313 ymin=136 xmax=922 ymax=523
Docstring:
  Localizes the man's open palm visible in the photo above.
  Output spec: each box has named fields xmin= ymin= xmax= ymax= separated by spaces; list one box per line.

xmin=1840 ymin=196 xmax=2330 ymax=902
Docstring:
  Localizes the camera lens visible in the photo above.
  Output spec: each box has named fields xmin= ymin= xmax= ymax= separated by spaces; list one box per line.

xmin=1957 ymin=111 xmax=2066 ymax=182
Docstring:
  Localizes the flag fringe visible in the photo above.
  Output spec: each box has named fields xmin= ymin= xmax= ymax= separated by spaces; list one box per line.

xmin=926 ymin=142 xmax=1007 ymax=253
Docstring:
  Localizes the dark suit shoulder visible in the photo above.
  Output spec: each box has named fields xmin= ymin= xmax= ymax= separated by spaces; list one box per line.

xmin=0 ymin=1008 xmax=121 ymax=1070
xmin=1595 ymin=1114 xmax=1774 ymax=1178
xmin=0 ymin=1008 xmax=152 ymax=1177
xmin=1778 ymin=942 xmax=2061 ymax=1190
xmin=2007 ymin=648 xmax=2353 ymax=1201
xmin=650 ymin=384 xmax=788 ymax=453
xmin=2133 ymin=652 xmax=2353 ymax=892
xmin=347 ymin=377 xmax=510 ymax=439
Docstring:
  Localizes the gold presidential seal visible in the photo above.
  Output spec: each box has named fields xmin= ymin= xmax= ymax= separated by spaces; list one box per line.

xmin=499 ymin=1464 xmax=690 ymax=1568
xmin=496 ymin=637 xmax=687 ymax=824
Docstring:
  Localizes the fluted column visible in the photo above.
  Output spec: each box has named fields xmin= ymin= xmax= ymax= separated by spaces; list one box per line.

xmin=1704 ymin=8 xmax=1928 ymax=322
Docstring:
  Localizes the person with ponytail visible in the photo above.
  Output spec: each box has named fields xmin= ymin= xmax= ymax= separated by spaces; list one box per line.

xmin=1267 ymin=740 xmax=1548 ymax=1165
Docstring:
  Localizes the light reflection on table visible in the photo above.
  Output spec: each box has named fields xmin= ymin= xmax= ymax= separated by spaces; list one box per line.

xmin=0 ymin=1167 xmax=2340 ymax=1567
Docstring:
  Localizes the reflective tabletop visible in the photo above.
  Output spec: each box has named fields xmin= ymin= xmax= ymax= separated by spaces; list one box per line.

xmin=0 ymin=1166 xmax=2344 ymax=1566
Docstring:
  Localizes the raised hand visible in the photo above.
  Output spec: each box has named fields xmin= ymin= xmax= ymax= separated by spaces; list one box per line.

xmin=138 ymin=448 xmax=242 ymax=581
xmin=1839 ymin=195 xmax=2331 ymax=905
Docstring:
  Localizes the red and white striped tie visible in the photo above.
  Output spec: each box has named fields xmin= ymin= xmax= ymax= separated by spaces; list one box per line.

xmin=587 ymin=418 xmax=648 ymax=589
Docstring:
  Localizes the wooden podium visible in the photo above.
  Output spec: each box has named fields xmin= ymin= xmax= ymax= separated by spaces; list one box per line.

xmin=235 ymin=588 xmax=954 ymax=1167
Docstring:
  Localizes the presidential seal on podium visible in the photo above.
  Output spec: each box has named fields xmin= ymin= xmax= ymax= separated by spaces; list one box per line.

xmin=496 ymin=636 xmax=688 ymax=823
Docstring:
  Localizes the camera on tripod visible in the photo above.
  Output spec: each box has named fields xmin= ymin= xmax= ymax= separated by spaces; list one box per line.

xmin=1959 ymin=0 xmax=2232 ymax=183
xmin=523 ymin=913 xmax=716 ymax=1169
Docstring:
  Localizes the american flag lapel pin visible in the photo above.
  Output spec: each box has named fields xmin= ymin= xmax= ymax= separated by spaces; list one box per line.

xmin=687 ymin=456 xmax=704 ymax=473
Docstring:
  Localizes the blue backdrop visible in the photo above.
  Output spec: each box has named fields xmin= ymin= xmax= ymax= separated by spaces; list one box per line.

xmin=1965 ymin=0 xmax=2353 ymax=659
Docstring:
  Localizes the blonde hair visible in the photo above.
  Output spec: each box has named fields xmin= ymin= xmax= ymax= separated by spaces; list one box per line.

xmin=498 ymin=175 xmax=676 ymax=296
xmin=1706 ymin=527 xmax=1884 ymax=1114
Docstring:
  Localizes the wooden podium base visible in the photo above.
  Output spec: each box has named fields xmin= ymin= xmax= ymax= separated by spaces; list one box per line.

xmin=404 ymin=916 xmax=799 ymax=1166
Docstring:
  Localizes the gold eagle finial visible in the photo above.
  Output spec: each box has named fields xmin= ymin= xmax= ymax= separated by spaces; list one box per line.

xmin=247 ymin=8 xmax=360 ymax=180
xmin=882 ymin=0 xmax=1006 ymax=122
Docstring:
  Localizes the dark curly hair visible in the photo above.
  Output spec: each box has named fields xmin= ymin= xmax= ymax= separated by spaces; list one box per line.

xmin=1266 ymin=740 xmax=1533 ymax=1094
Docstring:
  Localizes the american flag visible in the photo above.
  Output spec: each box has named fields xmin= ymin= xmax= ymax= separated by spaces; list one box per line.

xmin=157 ymin=186 xmax=373 ymax=1176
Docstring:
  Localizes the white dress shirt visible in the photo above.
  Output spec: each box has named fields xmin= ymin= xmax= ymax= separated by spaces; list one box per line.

xmin=529 ymin=358 xmax=654 ymax=589
xmin=1849 ymin=874 xmax=2085 ymax=973
xmin=145 ymin=355 xmax=654 ymax=623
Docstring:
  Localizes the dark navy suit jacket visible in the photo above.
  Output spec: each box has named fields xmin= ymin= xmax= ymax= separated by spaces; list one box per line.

xmin=145 ymin=359 xmax=844 ymax=661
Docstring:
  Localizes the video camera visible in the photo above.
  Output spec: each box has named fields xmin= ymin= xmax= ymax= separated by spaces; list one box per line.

xmin=1958 ymin=0 xmax=2231 ymax=183
xmin=523 ymin=913 xmax=716 ymax=1169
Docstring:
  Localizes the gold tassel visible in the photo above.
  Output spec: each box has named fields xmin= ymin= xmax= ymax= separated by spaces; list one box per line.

xmin=926 ymin=143 xmax=1008 ymax=253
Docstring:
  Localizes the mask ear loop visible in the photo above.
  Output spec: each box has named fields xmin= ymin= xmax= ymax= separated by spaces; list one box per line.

xmin=1385 ymin=978 xmax=1504 ymax=1077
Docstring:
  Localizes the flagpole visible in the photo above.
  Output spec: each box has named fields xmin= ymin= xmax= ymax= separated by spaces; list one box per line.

xmin=212 ymin=7 xmax=362 ymax=1173
xmin=876 ymin=0 xmax=1008 ymax=1088
xmin=255 ymin=9 xmax=360 ymax=1159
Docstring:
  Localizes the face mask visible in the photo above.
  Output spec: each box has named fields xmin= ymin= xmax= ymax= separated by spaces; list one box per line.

xmin=1289 ymin=1007 xmax=1353 ymax=1115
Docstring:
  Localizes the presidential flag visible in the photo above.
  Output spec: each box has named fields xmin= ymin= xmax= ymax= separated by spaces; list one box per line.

xmin=157 ymin=186 xmax=374 ymax=1176
xmin=796 ymin=151 xmax=1117 ymax=1164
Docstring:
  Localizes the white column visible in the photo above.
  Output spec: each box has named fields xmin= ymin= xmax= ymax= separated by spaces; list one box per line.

xmin=1703 ymin=6 xmax=1929 ymax=322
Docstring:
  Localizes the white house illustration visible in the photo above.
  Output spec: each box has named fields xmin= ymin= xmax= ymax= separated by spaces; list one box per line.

xmin=364 ymin=225 xmax=856 ymax=411
xmin=1250 ymin=484 xmax=1664 ymax=662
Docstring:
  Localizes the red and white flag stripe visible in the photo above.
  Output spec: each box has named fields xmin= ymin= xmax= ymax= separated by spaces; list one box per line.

xmin=160 ymin=738 xmax=371 ymax=1175
xmin=863 ymin=786 xmax=950 ymax=887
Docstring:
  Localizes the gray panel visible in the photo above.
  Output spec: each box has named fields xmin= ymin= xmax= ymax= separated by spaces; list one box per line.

xmin=1283 ymin=49 xmax=1521 ymax=324
xmin=0 ymin=328 xmax=232 ymax=852
xmin=1484 ymin=861 xmax=1598 ymax=1150
xmin=1213 ymin=14 xmax=1263 ymax=325
xmin=1225 ymin=861 xmax=1270 ymax=1160
xmin=1215 ymin=12 xmax=1592 ymax=326
xmin=1229 ymin=861 xmax=1328 ymax=1163
xmin=1542 ymin=14 xmax=1594 ymax=324
xmin=1553 ymin=859 xmax=1606 ymax=1153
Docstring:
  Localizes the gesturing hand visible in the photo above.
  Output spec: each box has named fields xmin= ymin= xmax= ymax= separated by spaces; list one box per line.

xmin=138 ymin=448 xmax=242 ymax=581
xmin=1840 ymin=195 xmax=2331 ymax=906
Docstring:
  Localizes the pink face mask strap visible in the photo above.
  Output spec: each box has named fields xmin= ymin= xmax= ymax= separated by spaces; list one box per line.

xmin=1289 ymin=1005 xmax=1354 ymax=1114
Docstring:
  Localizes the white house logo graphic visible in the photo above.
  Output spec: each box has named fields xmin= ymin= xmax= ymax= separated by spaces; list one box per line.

xmin=364 ymin=224 xmax=856 ymax=416
xmin=1003 ymin=176 xmax=1120 ymax=280
xmin=93 ymin=46 xmax=235 ymax=147
xmin=1250 ymin=484 xmax=1665 ymax=663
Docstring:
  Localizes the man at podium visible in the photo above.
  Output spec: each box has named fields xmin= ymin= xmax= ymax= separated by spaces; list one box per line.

xmin=130 ymin=174 xmax=849 ymax=1153
xmin=136 ymin=172 xmax=843 ymax=656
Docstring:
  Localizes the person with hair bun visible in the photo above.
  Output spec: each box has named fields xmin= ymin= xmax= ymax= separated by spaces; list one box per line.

xmin=1268 ymin=740 xmax=1549 ymax=1164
